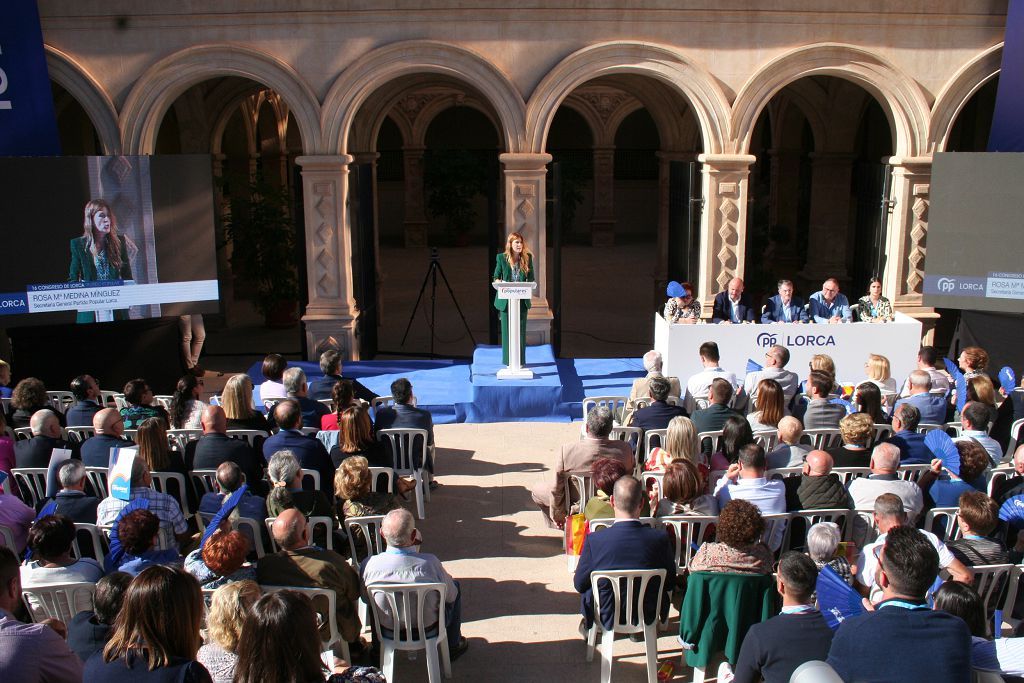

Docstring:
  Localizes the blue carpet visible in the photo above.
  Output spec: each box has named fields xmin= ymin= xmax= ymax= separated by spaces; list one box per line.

xmin=246 ymin=345 xmax=645 ymax=424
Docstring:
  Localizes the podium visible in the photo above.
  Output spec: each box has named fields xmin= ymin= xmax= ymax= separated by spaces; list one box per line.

xmin=492 ymin=281 xmax=537 ymax=379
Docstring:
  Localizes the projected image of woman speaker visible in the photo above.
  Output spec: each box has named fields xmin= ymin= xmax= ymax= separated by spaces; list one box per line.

xmin=492 ymin=232 xmax=534 ymax=366
xmin=68 ymin=199 xmax=136 ymax=323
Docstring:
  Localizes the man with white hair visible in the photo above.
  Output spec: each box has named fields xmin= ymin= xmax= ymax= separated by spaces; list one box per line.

xmin=361 ymin=508 xmax=469 ymax=660
xmin=280 ymin=366 xmax=329 ymax=429
xmin=742 ymin=344 xmax=800 ymax=413
xmin=993 ymin=444 xmax=1024 ymax=504
xmin=621 ymin=350 xmax=681 ymax=425
xmin=14 ymin=409 xmax=76 ymax=468
xmin=891 ymin=370 xmax=947 ymax=425
xmin=886 ymin=404 xmax=931 ymax=464
xmin=847 ymin=443 xmax=924 ymax=544
xmin=40 ymin=460 xmax=99 ymax=523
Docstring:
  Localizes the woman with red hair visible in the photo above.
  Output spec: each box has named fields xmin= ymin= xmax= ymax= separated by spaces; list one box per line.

xmin=68 ymin=198 xmax=136 ymax=323
xmin=492 ymin=231 xmax=535 ymax=366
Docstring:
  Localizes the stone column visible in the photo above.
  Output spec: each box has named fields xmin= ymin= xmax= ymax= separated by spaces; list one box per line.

xmin=500 ymin=152 xmax=553 ymax=345
xmin=296 ymin=155 xmax=361 ymax=360
xmin=352 ymin=152 xmax=384 ymax=324
xmin=798 ymin=153 xmax=856 ymax=284
xmin=590 ymin=147 xmax=616 ymax=247
xmin=883 ymin=155 xmax=939 ymax=342
xmin=402 ymin=146 xmax=429 ymax=247
xmin=695 ymin=154 xmax=757 ymax=307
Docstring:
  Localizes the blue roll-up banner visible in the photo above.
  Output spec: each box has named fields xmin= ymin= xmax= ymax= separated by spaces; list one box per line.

xmin=0 ymin=0 xmax=61 ymax=156
xmin=990 ymin=0 xmax=1024 ymax=152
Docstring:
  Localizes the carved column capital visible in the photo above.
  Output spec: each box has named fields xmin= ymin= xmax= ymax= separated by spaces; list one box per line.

xmin=695 ymin=154 xmax=757 ymax=306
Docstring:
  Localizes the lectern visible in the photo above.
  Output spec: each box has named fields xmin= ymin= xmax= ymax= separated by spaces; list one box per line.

xmin=492 ymin=281 xmax=537 ymax=379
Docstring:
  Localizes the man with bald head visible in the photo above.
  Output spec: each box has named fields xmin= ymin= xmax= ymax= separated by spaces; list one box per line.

xmin=14 ymin=408 xmax=77 ymax=468
xmin=992 ymin=444 xmax=1024 ymax=504
xmin=257 ymin=508 xmax=362 ymax=657
xmin=809 ymin=278 xmax=851 ymax=324
xmin=79 ymin=408 xmax=132 ymax=467
xmin=712 ymin=277 xmax=755 ymax=324
xmin=185 ymin=405 xmax=265 ymax=494
xmin=783 ymin=450 xmax=852 ymax=511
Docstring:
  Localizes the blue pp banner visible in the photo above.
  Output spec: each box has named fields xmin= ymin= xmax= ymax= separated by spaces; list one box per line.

xmin=0 ymin=0 xmax=61 ymax=156
xmin=990 ymin=0 xmax=1024 ymax=152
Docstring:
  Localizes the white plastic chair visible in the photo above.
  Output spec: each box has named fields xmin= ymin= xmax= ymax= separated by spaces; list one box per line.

xmin=11 ymin=467 xmax=47 ymax=507
xmin=200 ymin=512 xmax=266 ymax=558
xmin=988 ymin=467 xmax=1015 ymax=498
xmin=872 ymin=423 xmax=893 ymax=444
xmin=969 ymin=563 xmax=1016 ymax=625
xmin=607 ymin=426 xmax=642 ymax=454
xmin=166 ymin=428 xmax=202 ymax=452
xmin=65 ymin=426 xmax=95 ymax=443
xmin=300 ymin=427 xmax=319 ymax=436
xmin=752 ymin=430 xmax=779 ymax=450
xmin=945 ymin=421 xmax=964 ymax=437
xmin=660 ymin=515 xmax=718 ymax=573
xmin=345 ymin=515 xmax=387 ymax=566
xmin=696 ymin=430 xmax=724 ymax=455
xmin=13 ymin=427 xmax=33 ymax=441
xmin=564 ymin=471 xmax=594 ymax=517
xmin=300 ymin=468 xmax=321 ymax=491
xmin=369 ymin=467 xmax=394 ymax=494
xmin=264 ymin=515 xmax=334 ymax=553
xmin=70 ymin=523 xmax=108 ymax=565
xmin=803 ymin=428 xmax=843 ymax=450
xmin=46 ymin=391 xmax=75 ymax=414
xmin=366 ymin=581 xmax=452 ymax=683
xmin=917 ymin=423 xmax=944 ymax=434
xmin=153 ymin=395 xmax=174 ymax=410
xmin=585 ymin=568 xmax=667 ymax=683
xmin=587 ymin=517 xmax=660 ymax=534
xmin=899 ymin=463 xmax=934 ymax=483
xmin=643 ymin=429 xmax=668 ymax=461
xmin=641 ymin=471 xmax=664 ymax=498
xmin=582 ymin=396 xmax=629 ymax=422
xmin=261 ymin=585 xmax=349 ymax=662
xmin=783 ymin=509 xmax=853 ymax=552
xmin=190 ymin=469 xmax=218 ymax=496
xmin=924 ymin=506 xmax=962 ymax=542
xmin=262 ymin=398 xmax=284 ymax=412
xmin=84 ymin=466 xmax=109 ymax=498
xmin=225 ymin=429 xmax=269 ymax=448
xmin=766 ymin=466 xmax=802 ymax=481
xmin=378 ymin=428 xmax=430 ymax=519
xmin=21 ymin=582 xmax=96 ymax=623
xmin=149 ymin=470 xmax=193 ymax=517
xmin=1008 ymin=418 xmax=1024 ymax=453
xmin=104 ymin=392 xmax=126 ymax=410
xmin=832 ymin=467 xmax=872 ymax=487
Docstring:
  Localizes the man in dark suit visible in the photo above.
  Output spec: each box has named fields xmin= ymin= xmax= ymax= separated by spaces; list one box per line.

xmin=711 ymin=277 xmax=755 ymax=324
xmin=886 ymin=404 xmax=931 ymax=464
xmin=40 ymin=460 xmax=99 ymax=523
xmin=691 ymin=378 xmax=743 ymax=457
xmin=278 ymin=367 xmax=330 ymax=429
xmin=262 ymin=399 xmax=334 ymax=495
xmin=308 ymin=349 xmax=378 ymax=403
xmin=629 ymin=376 xmax=688 ymax=431
xmin=573 ymin=476 xmax=675 ymax=630
xmin=760 ymin=279 xmax=809 ymax=323
xmin=15 ymin=409 xmax=78 ymax=468
xmin=374 ymin=377 xmax=435 ymax=473
xmin=79 ymin=408 xmax=133 ymax=468
xmin=65 ymin=374 xmax=103 ymax=428
xmin=185 ymin=405 xmax=266 ymax=495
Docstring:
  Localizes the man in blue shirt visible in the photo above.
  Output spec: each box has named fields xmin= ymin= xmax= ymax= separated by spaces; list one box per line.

xmin=761 ymin=279 xmax=809 ymax=324
xmin=808 ymin=278 xmax=851 ymax=324
xmin=885 ymin=404 xmax=931 ymax=464
xmin=891 ymin=370 xmax=947 ymax=425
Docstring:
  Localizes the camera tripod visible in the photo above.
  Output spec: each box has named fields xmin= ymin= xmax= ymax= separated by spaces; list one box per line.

xmin=400 ymin=247 xmax=476 ymax=357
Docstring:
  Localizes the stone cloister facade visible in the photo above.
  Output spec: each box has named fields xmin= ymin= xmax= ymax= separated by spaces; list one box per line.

xmin=38 ymin=2 xmax=1007 ymax=357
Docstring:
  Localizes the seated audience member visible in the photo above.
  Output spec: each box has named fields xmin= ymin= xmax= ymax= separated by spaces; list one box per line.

xmin=257 ymin=353 xmax=288 ymax=401
xmin=799 ymin=370 xmax=847 ymax=430
xmin=0 ymin=479 xmax=34 ymax=552
xmin=621 ymin=350 xmax=682 ymax=426
xmin=184 ymin=527 xmax=256 ymax=589
xmin=42 ymin=459 xmax=100 ymax=523
xmin=892 ymin=370 xmax=947 ymax=425
xmin=731 ymin=552 xmax=833 ymax=683
xmin=691 ymin=378 xmax=743 ymax=452
xmin=168 ymin=374 xmax=207 ymax=430
xmin=808 ymin=278 xmax=851 ymax=324
xmin=711 ymin=416 xmax=755 ymax=471
xmin=827 ymin=412 xmax=874 ymax=468
xmin=847 ymin=443 xmax=925 ymax=527
xmin=933 ymin=581 xmax=1024 ymax=678
xmin=186 ymin=405 xmax=265 ymax=494
xmin=119 ymin=378 xmax=170 ymax=430
xmin=258 ymin=509 xmax=362 ymax=658
xmin=855 ymin=494 xmax=972 ymax=601
xmin=135 ymin=416 xmax=197 ymax=512
xmin=263 ymin=400 xmax=335 ymax=496
xmin=583 ymin=457 xmax=649 ymax=521
xmin=280 ymin=367 xmax=329 ymax=430
xmin=320 ymin=379 xmax=357 ymax=431
xmin=992 ymin=444 xmax=1024 ymax=504
xmin=197 ymin=580 xmax=261 ymax=683
xmin=886 ymin=404 xmax=931 ymax=464
xmin=0 ymin=360 xmax=10 ymax=399
xmin=766 ymin=416 xmax=811 ymax=469
xmin=83 ymin=565 xmax=210 ymax=681
xmin=265 ymin=451 xmax=336 ymax=533
xmin=807 ymin=521 xmax=854 ymax=586
xmin=947 ymin=491 xmax=1009 ymax=566
xmin=714 ymin=444 xmax=786 ymax=549
xmin=67 ymin=572 xmax=132 ymax=662
xmin=220 ymin=374 xmax=271 ymax=433
xmin=331 ymin=404 xmax=389 ymax=469
xmin=108 ymin=508 xmax=183 ymax=575
xmin=97 ymin=458 xmax=190 ymax=551
xmin=712 ymin=277 xmax=756 ymax=324
xmin=653 ymin=458 xmax=717 ymax=517
xmin=783 ymin=450 xmax=852 ymax=512
xmin=630 ymin=376 xmax=688 ymax=431
xmin=684 ymin=341 xmax=739 ymax=412
xmin=10 ymin=377 xmax=66 ymax=429
xmin=957 ymin=401 xmax=1004 ymax=467
xmin=806 ymin=354 xmax=840 ymax=394
xmin=828 ymin=526 xmax=971 ymax=682
xmin=0 ymin=546 xmax=84 ymax=680
xmin=761 ymin=278 xmax=808 ymax=324
xmin=690 ymin=499 xmax=773 ymax=574
xmin=574 ymin=477 xmax=675 ymax=629
xmin=919 ymin=439 xmax=990 ymax=508
xmin=310 ymin=349 xmax=378 ymax=404
xmin=856 ymin=277 xmax=895 ymax=323
xmin=531 ymin=406 xmax=633 ymax=528
xmin=66 ymin=374 xmax=103 ymax=427
xmin=335 ymin=455 xmax=405 ymax=526
xmin=746 ymin=378 xmax=784 ymax=432
xmin=20 ymin=514 xmax=104 ymax=620
xmin=967 ymin=375 xmax=999 ymax=429
xmin=198 ymin=461 xmax=268 ymax=523
xmin=663 ymin=280 xmax=701 ymax=325
xmin=853 ymin=381 xmax=888 ymax=425
xmin=743 ymin=344 xmax=800 ymax=413
xmin=80 ymin=407 xmax=133 ymax=467
xmin=863 ymin=353 xmax=897 ymax=395
xmin=645 ymin=415 xmax=700 ymax=473
xmin=374 ymin=377 xmax=436 ymax=472
xmin=898 ymin=345 xmax=952 ymax=398
xmin=14 ymin=408 xmax=77 ymax=468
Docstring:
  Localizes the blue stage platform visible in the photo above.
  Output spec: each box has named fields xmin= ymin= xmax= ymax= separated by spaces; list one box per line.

xmin=247 ymin=345 xmax=645 ymax=424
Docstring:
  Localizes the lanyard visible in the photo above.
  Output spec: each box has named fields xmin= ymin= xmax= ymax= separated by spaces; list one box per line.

xmin=781 ymin=605 xmax=817 ymax=615
xmin=879 ymin=600 xmax=928 ymax=611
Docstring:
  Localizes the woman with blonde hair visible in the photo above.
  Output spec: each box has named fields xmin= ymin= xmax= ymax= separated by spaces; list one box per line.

xmin=864 ymin=353 xmax=897 ymax=394
xmin=220 ymin=374 xmax=270 ymax=432
xmin=135 ymin=416 xmax=196 ymax=511
xmin=492 ymin=231 xmax=534 ymax=366
xmin=197 ymin=579 xmax=261 ymax=683
xmin=68 ymin=198 xmax=136 ymax=323
xmin=335 ymin=456 xmax=405 ymax=559
xmin=645 ymin=415 xmax=700 ymax=470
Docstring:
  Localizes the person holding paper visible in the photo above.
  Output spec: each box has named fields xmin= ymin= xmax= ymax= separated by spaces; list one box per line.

xmin=492 ymin=231 xmax=534 ymax=366
xmin=67 ymin=199 xmax=137 ymax=323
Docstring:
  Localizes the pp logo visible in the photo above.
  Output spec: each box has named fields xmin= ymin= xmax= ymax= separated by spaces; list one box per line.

xmin=756 ymin=332 xmax=778 ymax=348
xmin=937 ymin=277 xmax=956 ymax=293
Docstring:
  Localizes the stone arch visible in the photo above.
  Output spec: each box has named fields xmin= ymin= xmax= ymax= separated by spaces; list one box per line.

xmin=560 ymin=96 xmax=611 ymax=146
xmin=119 ymin=44 xmax=322 ymax=154
xmin=411 ymin=95 xmax=502 ymax=148
xmin=929 ymin=43 xmax=1002 ymax=152
xmin=731 ymin=43 xmax=930 ymax=157
xmin=525 ymin=41 xmax=731 ymax=154
xmin=44 ymin=46 xmax=120 ymax=154
xmin=321 ymin=41 xmax=526 ymax=154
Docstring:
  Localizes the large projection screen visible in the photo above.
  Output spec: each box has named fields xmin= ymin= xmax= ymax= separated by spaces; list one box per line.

xmin=923 ymin=152 xmax=1024 ymax=313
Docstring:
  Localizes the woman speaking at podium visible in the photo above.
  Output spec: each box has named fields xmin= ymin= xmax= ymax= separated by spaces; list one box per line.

xmin=492 ymin=231 xmax=534 ymax=365
xmin=68 ymin=198 xmax=136 ymax=323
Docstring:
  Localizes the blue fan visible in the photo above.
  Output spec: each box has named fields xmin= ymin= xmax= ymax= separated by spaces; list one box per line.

xmin=746 ymin=359 xmax=763 ymax=374
xmin=817 ymin=565 xmax=865 ymax=629
xmin=999 ymin=494 xmax=1024 ymax=526
xmin=925 ymin=429 xmax=960 ymax=476
xmin=199 ymin=484 xmax=248 ymax=549
xmin=999 ymin=367 xmax=1017 ymax=395
xmin=828 ymin=397 xmax=854 ymax=414
xmin=105 ymin=498 xmax=151 ymax=573
xmin=943 ymin=357 xmax=968 ymax=414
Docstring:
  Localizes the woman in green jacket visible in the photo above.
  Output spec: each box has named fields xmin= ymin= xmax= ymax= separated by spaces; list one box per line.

xmin=492 ymin=231 xmax=534 ymax=366
xmin=68 ymin=198 xmax=135 ymax=323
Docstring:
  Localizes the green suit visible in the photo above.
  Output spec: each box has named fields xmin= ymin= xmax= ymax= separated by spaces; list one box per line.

xmin=68 ymin=235 xmax=134 ymax=323
xmin=492 ymin=253 xmax=534 ymax=366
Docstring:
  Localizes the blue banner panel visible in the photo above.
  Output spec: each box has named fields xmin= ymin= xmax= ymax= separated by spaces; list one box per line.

xmin=990 ymin=0 xmax=1024 ymax=152
xmin=0 ymin=0 xmax=61 ymax=156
